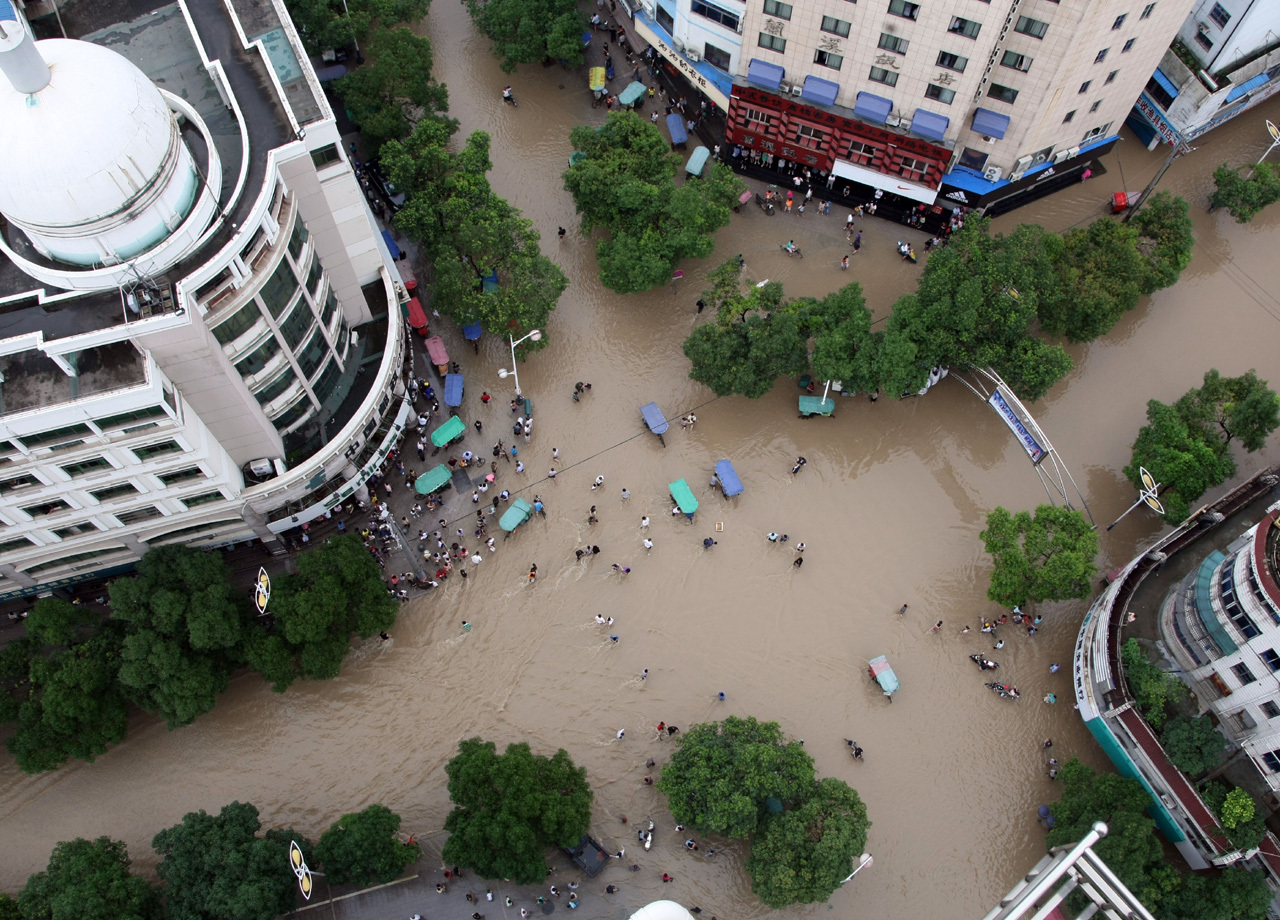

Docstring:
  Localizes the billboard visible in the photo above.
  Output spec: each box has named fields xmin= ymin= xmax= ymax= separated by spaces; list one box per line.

xmin=989 ymin=389 xmax=1046 ymax=464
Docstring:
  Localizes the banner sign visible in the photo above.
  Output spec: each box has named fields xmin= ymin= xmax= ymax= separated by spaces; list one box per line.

xmin=989 ymin=389 xmax=1046 ymax=464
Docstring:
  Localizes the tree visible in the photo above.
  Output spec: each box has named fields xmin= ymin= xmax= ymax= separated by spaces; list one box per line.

xmin=565 ymin=113 xmax=745 ymax=294
xmin=0 ymin=896 xmax=20 ymax=920
xmin=7 ymin=617 xmax=130 ymax=774
xmin=657 ymin=716 xmax=815 ymax=839
xmin=463 ymin=0 xmax=586 ymax=71
xmin=980 ymin=505 xmax=1099 ymax=608
xmin=1202 ymin=783 xmax=1267 ymax=852
xmin=335 ymin=28 xmax=451 ymax=151
xmin=1161 ymin=867 xmax=1273 ymax=920
xmin=1159 ymin=715 xmax=1226 ymax=776
xmin=1125 ymin=398 xmax=1236 ymax=524
xmin=244 ymin=535 xmax=397 ymax=691
xmin=441 ymin=738 xmax=593 ymax=884
xmin=1210 ymin=162 xmax=1280 ymax=223
xmin=1131 ymin=191 xmax=1194 ymax=293
xmin=1039 ymin=218 xmax=1147 ymax=342
xmin=108 ymin=545 xmax=247 ymax=729
xmin=384 ymin=126 xmax=566 ymax=344
xmin=744 ymin=777 xmax=869 ymax=909
xmin=284 ymin=0 xmax=431 ymax=55
xmin=19 ymin=837 xmax=160 ymax=920
xmin=1175 ymin=369 xmax=1280 ymax=453
xmin=152 ymin=802 xmax=307 ymax=920
xmin=808 ymin=283 xmax=879 ymax=394
xmin=316 ymin=804 xmax=419 ymax=886
xmin=1120 ymin=639 xmax=1184 ymax=729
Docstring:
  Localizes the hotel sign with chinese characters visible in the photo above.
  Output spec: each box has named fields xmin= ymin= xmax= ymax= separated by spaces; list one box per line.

xmin=634 ymin=20 xmax=730 ymax=110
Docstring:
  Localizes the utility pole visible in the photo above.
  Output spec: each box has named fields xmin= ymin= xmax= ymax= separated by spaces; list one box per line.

xmin=1122 ymin=137 xmax=1194 ymax=222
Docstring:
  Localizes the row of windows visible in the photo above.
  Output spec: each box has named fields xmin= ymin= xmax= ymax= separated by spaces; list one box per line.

xmin=691 ymin=0 xmax=739 ymax=31
xmin=3 ymin=405 xmax=176 ymax=460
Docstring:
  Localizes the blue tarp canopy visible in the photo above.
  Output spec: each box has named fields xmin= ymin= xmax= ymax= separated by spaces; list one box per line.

xmin=971 ymin=107 xmax=1011 ymax=139
xmin=685 ymin=146 xmax=710 ymax=176
xmin=911 ymin=108 xmax=950 ymax=141
xmin=444 ymin=373 xmax=463 ymax=407
xmin=381 ymin=229 xmax=401 ymax=260
xmin=666 ymin=113 xmax=688 ymax=145
xmin=801 ymin=75 xmax=839 ymax=107
xmin=582 ymin=31 xmax=592 ymax=46
xmin=641 ymin=402 xmax=669 ymax=435
xmin=853 ymin=92 xmax=892 ymax=124
xmin=714 ymin=459 xmax=743 ymax=497
xmin=462 ymin=323 xmax=482 ymax=341
xmin=1227 ymin=72 xmax=1270 ymax=102
xmin=618 ymin=81 xmax=646 ymax=106
xmin=746 ymin=58 xmax=785 ymax=91
xmin=1151 ymin=67 xmax=1181 ymax=100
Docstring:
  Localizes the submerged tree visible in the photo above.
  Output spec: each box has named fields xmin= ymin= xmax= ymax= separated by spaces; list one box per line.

xmin=335 ymin=27 xmax=451 ymax=151
xmin=1210 ymin=162 xmax=1280 ymax=223
xmin=316 ymin=804 xmax=419 ymax=886
xmin=285 ymin=0 xmax=431 ymax=55
xmin=463 ymin=0 xmax=587 ymax=71
xmin=20 ymin=837 xmax=161 ymax=920
xmin=980 ymin=504 xmax=1099 ymax=608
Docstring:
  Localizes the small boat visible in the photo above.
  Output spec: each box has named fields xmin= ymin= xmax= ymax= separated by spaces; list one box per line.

xmin=868 ymin=655 xmax=898 ymax=702
xmin=969 ymin=654 xmax=1000 ymax=671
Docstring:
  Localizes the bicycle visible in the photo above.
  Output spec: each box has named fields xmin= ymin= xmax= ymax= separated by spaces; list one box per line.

xmin=780 ymin=244 xmax=804 ymax=259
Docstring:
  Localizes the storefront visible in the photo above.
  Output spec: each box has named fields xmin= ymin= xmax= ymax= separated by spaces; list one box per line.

xmin=935 ymin=135 xmax=1119 ymax=215
xmin=632 ymin=11 xmax=732 ymax=111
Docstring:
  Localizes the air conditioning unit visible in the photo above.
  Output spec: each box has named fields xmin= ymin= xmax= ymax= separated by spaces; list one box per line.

xmin=984 ymin=165 xmax=1004 ymax=181
xmin=981 ymin=134 xmax=995 ymax=144
xmin=778 ymin=79 xmax=793 ymax=93
xmin=673 ymin=38 xmax=685 ymax=52
xmin=885 ymin=112 xmax=902 ymax=126
xmin=736 ymin=21 xmax=743 ymax=33
xmin=1197 ymin=21 xmax=1211 ymax=34
xmin=1009 ymin=170 xmax=1025 ymax=181
xmin=1014 ymin=154 xmax=1033 ymax=172
xmin=791 ymin=84 xmax=802 ymax=96
xmin=686 ymin=50 xmax=700 ymax=61
xmin=640 ymin=0 xmax=654 ymax=13
xmin=1032 ymin=152 xmax=1049 ymax=166
xmin=250 ymin=458 xmax=274 ymax=477
xmin=1052 ymin=148 xmax=1071 ymax=163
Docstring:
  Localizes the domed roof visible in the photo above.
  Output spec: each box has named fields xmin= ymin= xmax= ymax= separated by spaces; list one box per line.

xmin=0 ymin=38 xmax=180 ymax=229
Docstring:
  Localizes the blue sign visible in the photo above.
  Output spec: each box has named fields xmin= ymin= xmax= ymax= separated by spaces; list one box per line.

xmin=989 ymin=390 xmax=1046 ymax=464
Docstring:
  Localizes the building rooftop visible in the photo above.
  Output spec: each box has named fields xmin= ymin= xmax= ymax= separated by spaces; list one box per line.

xmin=0 ymin=340 xmax=146 ymax=417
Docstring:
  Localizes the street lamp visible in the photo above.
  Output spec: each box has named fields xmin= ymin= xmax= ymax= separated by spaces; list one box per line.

xmin=1106 ymin=465 xmax=1164 ymax=531
xmin=1257 ymin=119 xmax=1280 ymax=168
xmin=497 ymin=329 xmax=542 ymax=397
xmin=841 ymin=853 xmax=874 ymax=884
xmin=253 ymin=567 xmax=271 ymax=617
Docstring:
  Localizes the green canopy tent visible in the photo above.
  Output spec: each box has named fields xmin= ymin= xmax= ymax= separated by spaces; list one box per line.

xmin=798 ymin=395 xmax=835 ymax=417
xmin=500 ymin=498 xmax=534 ymax=532
xmin=669 ymin=479 xmax=698 ymax=521
xmin=414 ymin=464 xmax=452 ymax=495
xmin=430 ymin=415 xmax=466 ymax=448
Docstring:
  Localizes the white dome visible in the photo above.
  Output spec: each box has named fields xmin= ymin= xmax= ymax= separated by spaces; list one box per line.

xmin=0 ymin=38 xmax=182 ymax=229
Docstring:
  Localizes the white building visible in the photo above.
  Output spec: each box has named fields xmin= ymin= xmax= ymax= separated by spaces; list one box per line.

xmin=0 ymin=0 xmax=410 ymax=600
xmin=1160 ymin=499 xmax=1280 ymax=792
xmin=1128 ymin=0 xmax=1280 ymax=147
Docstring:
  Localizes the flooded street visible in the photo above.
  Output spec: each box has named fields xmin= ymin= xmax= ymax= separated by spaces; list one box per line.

xmin=4 ymin=5 xmax=1280 ymax=917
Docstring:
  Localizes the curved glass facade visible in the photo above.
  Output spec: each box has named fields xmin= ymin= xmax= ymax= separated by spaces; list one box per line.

xmin=212 ymin=301 xmax=264 ymax=345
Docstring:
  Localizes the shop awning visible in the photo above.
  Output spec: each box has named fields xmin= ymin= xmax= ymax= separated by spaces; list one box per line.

xmin=911 ymin=108 xmax=950 ymax=142
xmin=830 ymin=159 xmax=939 ymax=205
xmin=853 ymin=92 xmax=893 ymax=124
xmin=747 ymin=58 xmax=785 ymax=91
xmin=801 ymin=75 xmax=839 ymax=107
xmin=971 ymin=107 xmax=1010 ymax=139
xmin=1226 ymin=72 xmax=1270 ymax=102
xmin=406 ymin=297 xmax=427 ymax=331
xmin=1151 ymin=67 xmax=1181 ymax=100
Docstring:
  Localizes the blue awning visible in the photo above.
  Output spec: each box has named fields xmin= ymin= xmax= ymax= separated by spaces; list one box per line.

xmin=801 ymin=75 xmax=840 ymax=107
xmin=853 ymin=92 xmax=893 ymax=124
xmin=747 ymin=58 xmax=785 ymax=91
xmin=1151 ymin=67 xmax=1181 ymax=100
xmin=462 ymin=323 xmax=482 ymax=341
xmin=971 ymin=107 xmax=1010 ymax=139
xmin=1227 ymin=72 xmax=1270 ymax=102
xmin=911 ymin=107 xmax=950 ymax=141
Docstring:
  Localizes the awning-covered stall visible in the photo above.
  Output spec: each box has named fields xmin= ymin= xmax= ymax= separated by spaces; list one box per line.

xmin=685 ymin=146 xmax=710 ymax=177
xmin=618 ymin=81 xmax=646 ymax=107
xmin=971 ymin=107 xmax=1011 ymax=139
xmin=415 ymin=464 xmax=452 ymax=495
xmin=462 ymin=323 xmax=482 ymax=342
xmin=444 ymin=373 xmax=464 ymax=407
xmin=424 ymin=335 xmax=449 ymax=372
xmin=430 ymin=415 xmax=466 ymax=448
xmin=714 ymin=459 xmax=743 ymax=497
xmin=669 ymin=479 xmax=698 ymax=519
xmin=500 ymin=498 xmax=534 ymax=532
xmin=641 ymin=402 xmax=669 ymax=436
xmin=406 ymin=297 xmax=428 ymax=334
xmin=798 ymin=395 xmax=835 ymax=417
xmin=666 ymin=113 xmax=688 ymax=147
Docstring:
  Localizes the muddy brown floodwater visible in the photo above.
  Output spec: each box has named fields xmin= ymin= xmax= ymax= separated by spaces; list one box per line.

xmin=4 ymin=4 xmax=1280 ymax=916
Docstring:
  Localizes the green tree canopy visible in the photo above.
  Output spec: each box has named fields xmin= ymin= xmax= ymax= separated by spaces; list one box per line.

xmin=1160 ymin=867 xmax=1273 ymax=920
xmin=152 ymin=802 xmax=307 ymax=920
xmin=980 ymin=504 xmax=1099 ymax=608
xmin=657 ymin=716 xmax=815 ymax=839
xmin=284 ymin=0 xmax=431 ymax=55
xmin=1159 ymin=715 xmax=1226 ymax=776
xmin=1210 ymin=162 xmax=1280 ymax=223
xmin=441 ymin=738 xmax=593 ymax=884
xmin=565 ymin=112 xmax=745 ymax=293
xmin=463 ymin=0 xmax=586 ymax=71
xmin=335 ymin=27 xmax=451 ymax=151
xmin=744 ymin=777 xmax=870 ymax=909
xmin=1120 ymin=638 xmax=1184 ymax=729
xmin=1175 ymin=369 xmax=1280 ymax=453
xmin=1125 ymin=398 xmax=1236 ymax=524
xmin=1039 ymin=217 xmax=1146 ymax=342
xmin=108 ymin=545 xmax=247 ymax=729
xmin=1202 ymin=783 xmax=1267 ymax=852
xmin=1131 ymin=191 xmax=1194 ymax=293
xmin=0 ymin=895 xmax=20 ymax=920
xmin=316 ymin=804 xmax=419 ymax=886
xmin=245 ymin=535 xmax=397 ymax=692
xmin=19 ymin=837 xmax=160 ymax=920
xmin=384 ymin=126 xmax=566 ymax=344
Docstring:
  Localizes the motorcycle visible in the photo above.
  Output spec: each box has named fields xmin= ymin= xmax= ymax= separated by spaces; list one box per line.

xmin=969 ymin=654 xmax=1000 ymax=671
xmin=502 ymin=89 xmax=518 ymax=107
xmin=780 ymin=244 xmax=804 ymax=259
xmin=755 ymin=192 xmax=775 ymax=215
xmin=985 ymin=682 xmax=1020 ymax=700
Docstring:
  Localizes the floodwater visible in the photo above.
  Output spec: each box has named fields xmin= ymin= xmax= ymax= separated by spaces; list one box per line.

xmin=4 ymin=5 xmax=1280 ymax=916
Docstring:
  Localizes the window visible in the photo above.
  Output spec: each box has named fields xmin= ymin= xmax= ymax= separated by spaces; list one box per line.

xmin=90 ymin=483 xmax=139 ymax=502
xmin=1082 ymin=122 xmax=1112 ymax=141
xmin=20 ymin=424 xmax=92 ymax=449
xmin=279 ymin=301 xmax=316 ymax=349
xmin=1112 ymin=14 xmax=1127 ymax=30
xmin=1089 ymin=100 xmax=1101 ymax=112
xmin=887 ymin=0 xmax=919 ymax=20
xmin=1001 ymin=50 xmax=1032 ymax=72
xmin=763 ymin=0 xmax=792 ymax=19
xmin=691 ymin=0 xmax=740 ymax=30
xmin=796 ymin=124 xmax=828 ymax=143
xmin=272 ymin=397 xmax=313 ymax=433
xmin=297 ymin=328 xmax=329 ymax=379
xmin=287 ymin=221 xmax=309 ymax=261
xmin=1063 ymin=110 xmax=1075 ymax=123
xmin=656 ymin=5 xmax=674 ymax=33
xmin=816 ymin=49 xmax=845 ymax=70
xmin=259 ymin=259 xmax=299 ymax=317
xmin=182 ymin=491 xmax=225 ymax=509
xmin=158 ymin=467 xmax=205 ymax=486
xmin=1122 ymin=38 xmax=1135 ymax=52
xmin=0 ymin=536 xmax=34 ymax=553
xmin=25 ymin=548 xmax=123 ymax=574
xmin=987 ymin=83 xmax=1019 ymax=104
xmin=312 ymin=358 xmax=344 ymax=405
xmin=1094 ymin=48 xmax=1108 ymax=63
xmin=743 ymin=106 xmax=773 ymax=127
xmin=846 ymin=140 xmax=877 ymax=162
xmin=1264 ymin=701 xmax=1280 ymax=719
xmin=1014 ymin=16 xmax=1048 ymax=38
xmin=1079 ymin=80 xmax=1092 ymax=93
xmin=1195 ymin=32 xmax=1214 ymax=51
xmin=212 ymin=302 xmax=264 ymax=346
xmin=53 ymin=521 xmax=100 ymax=538
xmin=0 ymin=473 xmax=40 ymax=493
xmin=878 ymin=33 xmax=909 ymax=54
xmin=1266 ymin=750 xmax=1280 ymax=773
xmin=310 ymin=144 xmax=341 ymax=169
xmin=117 ymin=506 xmax=165 ymax=525
xmin=1209 ymin=2 xmax=1230 ymax=27
xmin=254 ymin=367 xmax=298 ymax=405
xmin=61 ymin=457 xmax=113 ymax=477
xmin=867 ymin=66 xmax=897 ymax=85
xmin=898 ymin=156 xmax=927 ymax=180
xmin=97 ymin=405 xmax=168 ymax=430
xmin=305 ymin=255 xmax=323 ymax=300
xmin=758 ymin=32 xmax=787 ymax=52
xmin=925 ymin=83 xmax=955 ymax=104
xmin=958 ymin=147 xmax=989 ymax=170
xmin=937 ymin=51 xmax=968 ymax=72
xmin=234 ymin=335 xmax=282 ymax=377
xmin=948 ymin=17 xmax=981 ymax=38
xmin=822 ymin=15 xmax=852 ymax=37
xmin=703 ymin=42 xmax=731 ymax=71
xmin=23 ymin=499 xmax=70 ymax=518
xmin=1232 ymin=662 xmax=1258 ymax=685
xmin=1263 ymin=649 xmax=1280 ymax=672
xmin=322 ymin=290 xmax=340 ymax=329
xmin=1141 ymin=2 xmax=1156 ymax=19
xmin=133 ymin=440 xmax=183 ymax=460
xmin=1106 ymin=69 xmax=1118 ymax=84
